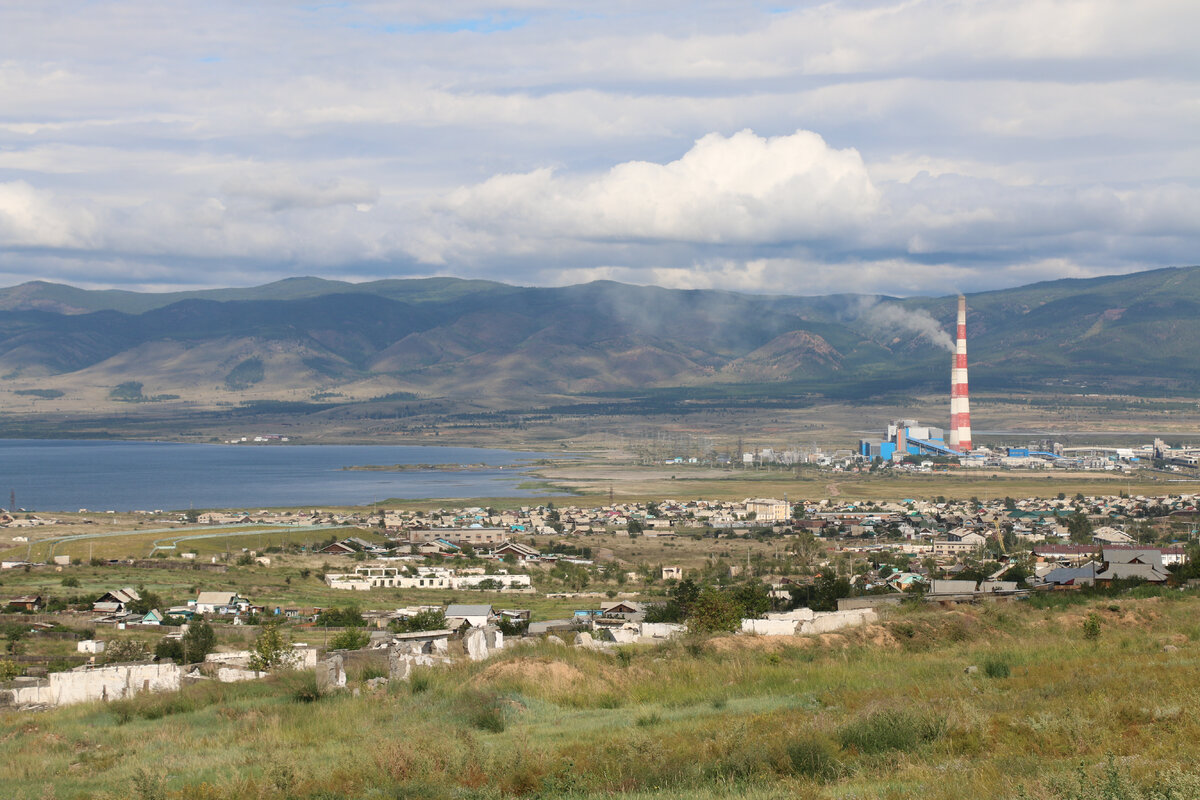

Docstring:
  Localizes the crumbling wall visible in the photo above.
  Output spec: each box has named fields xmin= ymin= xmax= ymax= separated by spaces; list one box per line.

xmin=2 ymin=662 xmax=181 ymax=707
xmin=798 ymin=609 xmax=877 ymax=634
xmin=740 ymin=619 xmax=799 ymax=636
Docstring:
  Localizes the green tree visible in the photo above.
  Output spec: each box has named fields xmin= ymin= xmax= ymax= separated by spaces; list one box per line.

xmin=687 ymin=588 xmax=742 ymax=634
xmin=128 ymin=587 xmax=164 ymax=616
xmin=329 ymin=627 xmax=371 ymax=650
xmin=810 ymin=573 xmax=852 ymax=612
xmin=181 ymin=618 xmax=216 ymax=663
xmin=731 ymin=580 xmax=771 ymax=619
xmin=248 ymin=620 xmax=295 ymax=672
xmin=315 ymin=605 xmax=366 ymax=627
xmin=104 ymin=638 xmax=150 ymax=664
xmin=390 ymin=608 xmax=446 ymax=633
xmin=670 ymin=578 xmax=701 ymax=612
xmin=1067 ymin=510 xmax=1094 ymax=544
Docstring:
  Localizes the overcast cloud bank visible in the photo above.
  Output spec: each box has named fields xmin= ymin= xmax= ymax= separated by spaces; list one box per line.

xmin=0 ymin=1 xmax=1196 ymax=295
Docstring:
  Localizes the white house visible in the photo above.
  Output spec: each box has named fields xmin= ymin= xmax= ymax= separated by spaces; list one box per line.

xmin=191 ymin=592 xmax=250 ymax=615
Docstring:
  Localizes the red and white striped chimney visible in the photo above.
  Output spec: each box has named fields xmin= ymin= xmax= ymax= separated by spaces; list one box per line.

xmin=948 ymin=295 xmax=972 ymax=451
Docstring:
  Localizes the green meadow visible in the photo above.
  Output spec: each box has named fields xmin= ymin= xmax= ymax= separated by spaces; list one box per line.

xmin=5 ymin=592 xmax=1200 ymax=799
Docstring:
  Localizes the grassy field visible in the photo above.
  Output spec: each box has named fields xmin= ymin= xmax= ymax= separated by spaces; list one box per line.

xmin=521 ymin=462 xmax=1178 ymax=504
xmin=0 ymin=558 xmax=601 ymax=620
xmin=0 ymin=525 xmax=382 ymax=563
xmin=4 ymin=592 xmax=1200 ymax=799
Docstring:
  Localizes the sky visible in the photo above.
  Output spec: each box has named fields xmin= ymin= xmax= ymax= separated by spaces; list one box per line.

xmin=0 ymin=0 xmax=1197 ymax=297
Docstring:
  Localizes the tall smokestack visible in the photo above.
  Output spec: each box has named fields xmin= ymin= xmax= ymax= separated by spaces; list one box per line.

xmin=949 ymin=295 xmax=972 ymax=451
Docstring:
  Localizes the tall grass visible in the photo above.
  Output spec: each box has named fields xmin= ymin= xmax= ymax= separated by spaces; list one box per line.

xmin=2 ymin=596 xmax=1200 ymax=799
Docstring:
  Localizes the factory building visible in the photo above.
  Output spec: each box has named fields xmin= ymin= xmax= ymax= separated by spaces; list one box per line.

xmin=859 ymin=419 xmax=954 ymax=461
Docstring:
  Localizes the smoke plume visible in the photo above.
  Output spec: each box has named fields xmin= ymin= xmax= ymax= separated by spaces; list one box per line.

xmin=848 ymin=298 xmax=956 ymax=352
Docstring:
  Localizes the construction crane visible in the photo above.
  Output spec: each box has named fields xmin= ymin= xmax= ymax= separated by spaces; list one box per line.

xmin=993 ymin=517 xmax=1008 ymax=555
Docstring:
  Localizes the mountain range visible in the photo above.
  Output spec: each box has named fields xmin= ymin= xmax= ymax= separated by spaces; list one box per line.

xmin=0 ymin=266 xmax=1197 ymax=409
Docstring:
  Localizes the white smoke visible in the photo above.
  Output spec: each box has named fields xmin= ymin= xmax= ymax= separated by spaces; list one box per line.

xmin=848 ymin=297 xmax=956 ymax=352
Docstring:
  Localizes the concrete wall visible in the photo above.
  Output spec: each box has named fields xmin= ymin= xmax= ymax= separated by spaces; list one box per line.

xmin=638 ymin=622 xmax=685 ymax=640
xmin=2 ymin=662 xmax=181 ymax=707
xmin=837 ymin=595 xmax=903 ymax=611
xmin=740 ymin=619 xmax=799 ymax=636
xmin=215 ymin=667 xmax=267 ymax=683
xmin=798 ymin=608 xmax=878 ymax=634
xmin=765 ymin=608 xmax=816 ymax=622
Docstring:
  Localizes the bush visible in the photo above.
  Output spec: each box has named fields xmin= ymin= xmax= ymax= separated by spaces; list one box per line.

xmin=248 ymin=620 xmax=296 ymax=672
xmin=468 ymin=694 xmax=508 ymax=732
xmin=389 ymin=608 xmax=445 ymax=633
xmin=61 ymin=577 xmax=80 ymax=588
xmin=837 ymin=708 xmax=947 ymax=754
xmin=1083 ymin=613 xmax=1102 ymax=640
xmin=316 ymin=606 xmax=366 ymax=628
xmin=785 ymin=735 xmax=841 ymax=781
xmin=687 ymin=588 xmax=742 ymax=634
xmin=104 ymin=638 xmax=150 ymax=664
xmin=155 ymin=638 xmax=183 ymax=662
xmin=181 ymin=619 xmax=217 ymax=663
xmin=282 ymin=670 xmax=323 ymax=703
xmin=983 ymin=656 xmax=1011 ymax=679
xmin=409 ymin=670 xmax=432 ymax=694
xmin=329 ymin=627 xmax=371 ymax=651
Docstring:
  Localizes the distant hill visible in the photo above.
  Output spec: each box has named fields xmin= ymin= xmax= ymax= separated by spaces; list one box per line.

xmin=0 ymin=267 xmax=1197 ymax=405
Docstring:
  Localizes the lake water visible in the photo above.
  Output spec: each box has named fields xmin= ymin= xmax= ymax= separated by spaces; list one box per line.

xmin=0 ymin=440 xmax=561 ymax=511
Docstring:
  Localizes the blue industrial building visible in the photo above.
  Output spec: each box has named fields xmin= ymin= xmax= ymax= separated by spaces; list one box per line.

xmin=860 ymin=419 xmax=958 ymax=460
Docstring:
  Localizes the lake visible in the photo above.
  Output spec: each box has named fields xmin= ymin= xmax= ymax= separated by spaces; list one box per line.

xmin=0 ymin=440 xmax=562 ymax=511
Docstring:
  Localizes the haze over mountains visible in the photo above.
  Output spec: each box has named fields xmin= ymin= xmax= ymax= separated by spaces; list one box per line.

xmin=0 ymin=266 xmax=1197 ymax=409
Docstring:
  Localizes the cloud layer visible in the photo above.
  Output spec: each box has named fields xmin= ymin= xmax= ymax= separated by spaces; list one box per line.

xmin=0 ymin=1 xmax=1196 ymax=295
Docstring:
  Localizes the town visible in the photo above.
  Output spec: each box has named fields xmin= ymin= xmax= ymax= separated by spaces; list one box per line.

xmin=1 ymin=485 xmax=1196 ymax=708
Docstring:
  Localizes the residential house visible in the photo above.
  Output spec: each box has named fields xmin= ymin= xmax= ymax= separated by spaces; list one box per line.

xmin=192 ymin=592 xmax=250 ymax=615
xmin=1095 ymin=548 xmax=1170 ymax=584
xmin=7 ymin=595 xmax=43 ymax=611
xmin=491 ymin=541 xmax=540 ymax=561
xmin=417 ymin=539 xmax=461 ymax=556
xmin=1092 ymin=527 xmax=1135 ymax=546
xmin=600 ymin=601 xmax=645 ymax=621
xmin=444 ymin=604 xmax=494 ymax=629
xmin=93 ymin=587 xmax=141 ymax=614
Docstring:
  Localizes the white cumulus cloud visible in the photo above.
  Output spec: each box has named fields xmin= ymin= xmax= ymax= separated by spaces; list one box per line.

xmin=438 ymin=128 xmax=880 ymax=245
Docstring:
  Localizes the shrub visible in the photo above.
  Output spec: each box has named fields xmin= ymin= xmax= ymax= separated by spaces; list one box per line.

xmin=837 ymin=708 xmax=947 ymax=754
xmin=283 ymin=670 xmax=323 ymax=703
xmin=1083 ymin=613 xmax=1102 ymax=640
xmin=461 ymin=691 xmax=508 ymax=732
xmin=104 ymin=638 xmax=150 ymax=664
xmin=389 ymin=608 xmax=445 ymax=633
xmin=316 ymin=606 xmax=366 ymax=628
xmin=61 ymin=577 xmax=80 ymax=588
xmin=687 ymin=588 xmax=742 ymax=634
xmin=155 ymin=637 xmax=183 ymax=662
xmin=983 ymin=656 xmax=1011 ymax=679
xmin=248 ymin=620 xmax=296 ymax=672
xmin=181 ymin=619 xmax=217 ymax=663
xmin=329 ymin=627 xmax=371 ymax=651
xmin=409 ymin=670 xmax=432 ymax=694
xmin=785 ymin=735 xmax=841 ymax=781
xmin=130 ymin=768 xmax=166 ymax=800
